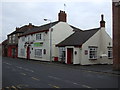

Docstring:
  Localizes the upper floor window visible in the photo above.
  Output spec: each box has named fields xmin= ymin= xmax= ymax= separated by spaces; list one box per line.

xmin=12 ymin=34 xmax=15 ymax=43
xmin=9 ymin=36 xmax=11 ymax=43
xmin=108 ymin=47 xmax=113 ymax=59
xmin=36 ymin=33 xmax=42 ymax=40
xmin=89 ymin=46 xmax=98 ymax=60
xmin=22 ymin=37 xmax=25 ymax=41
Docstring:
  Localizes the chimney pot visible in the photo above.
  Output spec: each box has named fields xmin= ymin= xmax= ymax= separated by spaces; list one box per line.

xmin=100 ymin=14 xmax=105 ymax=27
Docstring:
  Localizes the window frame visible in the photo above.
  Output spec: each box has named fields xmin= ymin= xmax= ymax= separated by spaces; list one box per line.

xmin=12 ymin=34 xmax=16 ymax=43
xmin=35 ymin=49 xmax=42 ymax=58
xmin=9 ymin=36 xmax=11 ymax=43
xmin=107 ymin=47 xmax=113 ymax=59
xmin=36 ymin=33 xmax=42 ymax=40
xmin=88 ymin=46 xmax=98 ymax=60
xmin=20 ymin=49 xmax=25 ymax=56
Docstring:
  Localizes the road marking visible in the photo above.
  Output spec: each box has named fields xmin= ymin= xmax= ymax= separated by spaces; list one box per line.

xmin=4 ymin=62 xmax=12 ymax=65
xmin=20 ymin=73 xmax=26 ymax=76
xmin=31 ymin=77 xmax=40 ymax=81
xmin=82 ymin=84 xmax=92 ymax=88
xmin=48 ymin=76 xmax=61 ymax=80
xmin=48 ymin=84 xmax=60 ymax=88
xmin=11 ymin=85 xmax=17 ymax=89
xmin=15 ymin=66 xmax=34 ymax=73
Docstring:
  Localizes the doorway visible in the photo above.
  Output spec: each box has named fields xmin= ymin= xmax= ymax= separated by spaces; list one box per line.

xmin=67 ymin=48 xmax=73 ymax=64
xmin=27 ymin=46 xmax=30 ymax=60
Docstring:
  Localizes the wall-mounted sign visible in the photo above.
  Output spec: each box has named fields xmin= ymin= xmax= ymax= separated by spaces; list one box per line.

xmin=85 ymin=50 xmax=88 ymax=55
xmin=34 ymin=42 xmax=43 ymax=47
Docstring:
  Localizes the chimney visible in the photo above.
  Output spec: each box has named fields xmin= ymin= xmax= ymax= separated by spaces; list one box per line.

xmin=16 ymin=27 xmax=20 ymax=30
xmin=58 ymin=10 xmax=67 ymax=22
xmin=28 ymin=23 xmax=33 ymax=28
xmin=100 ymin=14 xmax=105 ymax=27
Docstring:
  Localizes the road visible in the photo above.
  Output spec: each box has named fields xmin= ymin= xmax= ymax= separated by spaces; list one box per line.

xmin=2 ymin=57 xmax=119 ymax=89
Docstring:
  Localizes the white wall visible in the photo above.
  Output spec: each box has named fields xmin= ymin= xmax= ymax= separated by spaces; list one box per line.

xmin=18 ymin=21 xmax=74 ymax=61
xmin=51 ymin=22 xmax=74 ymax=60
xmin=81 ymin=28 xmax=112 ymax=65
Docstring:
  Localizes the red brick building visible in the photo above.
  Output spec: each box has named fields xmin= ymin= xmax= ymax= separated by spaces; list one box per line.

xmin=112 ymin=0 xmax=120 ymax=70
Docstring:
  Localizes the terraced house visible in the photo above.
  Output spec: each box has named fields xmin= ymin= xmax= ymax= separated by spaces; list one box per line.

xmin=7 ymin=23 xmax=38 ymax=58
xmin=18 ymin=10 xmax=113 ymax=65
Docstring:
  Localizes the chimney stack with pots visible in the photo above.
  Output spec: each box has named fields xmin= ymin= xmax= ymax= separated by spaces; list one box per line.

xmin=100 ymin=14 xmax=105 ymax=28
xmin=58 ymin=10 xmax=67 ymax=22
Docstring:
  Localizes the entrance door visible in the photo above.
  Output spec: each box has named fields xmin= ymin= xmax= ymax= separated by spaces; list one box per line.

xmin=67 ymin=48 xmax=73 ymax=64
xmin=27 ymin=46 xmax=30 ymax=60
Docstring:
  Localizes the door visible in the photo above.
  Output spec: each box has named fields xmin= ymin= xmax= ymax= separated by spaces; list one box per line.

xmin=67 ymin=48 xmax=73 ymax=64
xmin=27 ymin=46 xmax=30 ymax=60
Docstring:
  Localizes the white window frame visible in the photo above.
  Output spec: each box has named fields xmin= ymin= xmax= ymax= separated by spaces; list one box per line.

xmin=36 ymin=33 xmax=42 ymax=40
xmin=9 ymin=36 xmax=11 ymax=43
xmin=20 ymin=49 xmax=25 ymax=56
xmin=22 ymin=36 xmax=25 ymax=42
xmin=89 ymin=46 xmax=98 ymax=60
xmin=108 ymin=47 xmax=113 ymax=59
xmin=12 ymin=34 xmax=15 ymax=43
xmin=35 ymin=49 xmax=42 ymax=57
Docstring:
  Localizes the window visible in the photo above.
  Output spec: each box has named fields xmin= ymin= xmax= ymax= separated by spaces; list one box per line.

xmin=13 ymin=34 xmax=15 ymax=43
xmin=108 ymin=47 xmax=113 ymax=59
xmin=9 ymin=36 xmax=11 ymax=43
xmin=36 ymin=33 xmax=42 ymax=40
xmin=35 ymin=49 xmax=42 ymax=57
xmin=20 ymin=49 xmax=25 ymax=56
xmin=22 ymin=37 xmax=25 ymax=41
xmin=59 ymin=47 xmax=66 ymax=61
xmin=89 ymin=46 xmax=97 ymax=60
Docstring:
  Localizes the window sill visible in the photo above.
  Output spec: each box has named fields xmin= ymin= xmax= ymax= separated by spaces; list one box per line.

xmin=35 ymin=56 xmax=42 ymax=58
xmin=89 ymin=59 xmax=97 ymax=60
xmin=108 ymin=58 xmax=113 ymax=59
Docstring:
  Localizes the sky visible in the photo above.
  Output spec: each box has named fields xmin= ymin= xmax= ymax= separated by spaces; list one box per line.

xmin=0 ymin=0 xmax=112 ymax=43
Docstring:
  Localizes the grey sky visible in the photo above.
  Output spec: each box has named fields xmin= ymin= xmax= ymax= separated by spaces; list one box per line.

xmin=1 ymin=0 xmax=112 ymax=43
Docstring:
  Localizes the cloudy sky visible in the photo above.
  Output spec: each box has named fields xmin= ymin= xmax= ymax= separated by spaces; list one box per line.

xmin=1 ymin=0 xmax=112 ymax=43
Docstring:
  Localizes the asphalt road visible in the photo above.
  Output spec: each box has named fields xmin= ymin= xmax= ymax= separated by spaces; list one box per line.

xmin=2 ymin=57 xmax=119 ymax=89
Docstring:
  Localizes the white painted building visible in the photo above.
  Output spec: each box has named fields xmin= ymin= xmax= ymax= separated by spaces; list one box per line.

xmin=18 ymin=10 xmax=74 ymax=61
xmin=57 ymin=15 xmax=113 ymax=65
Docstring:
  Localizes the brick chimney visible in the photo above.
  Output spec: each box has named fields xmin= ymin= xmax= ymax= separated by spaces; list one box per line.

xmin=28 ymin=23 xmax=33 ymax=28
xmin=16 ymin=27 xmax=20 ymax=31
xmin=100 ymin=14 xmax=105 ymax=28
xmin=58 ymin=10 xmax=67 ymax=22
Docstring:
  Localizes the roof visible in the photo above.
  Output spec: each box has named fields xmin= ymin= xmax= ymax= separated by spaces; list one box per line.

xmin=2 ymin=39 xmax=8 ymax=45
xmin=56 ymin=28 xmax=100 ymax=47
xmin=8 ymin=24 xmax=39 ymax=36
xmin=20 ymin=21 xmax=59 ymax=36
xmin=69 ymin=25 xmax=82 ymax=31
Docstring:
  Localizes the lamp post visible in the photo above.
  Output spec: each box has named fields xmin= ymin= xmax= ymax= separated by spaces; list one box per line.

xmin=44 ymin=19 xmax=52 ymax=62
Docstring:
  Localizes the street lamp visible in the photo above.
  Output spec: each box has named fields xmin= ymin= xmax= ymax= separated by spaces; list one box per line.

xmin=44 ymin=19 xmax=52 ymax=62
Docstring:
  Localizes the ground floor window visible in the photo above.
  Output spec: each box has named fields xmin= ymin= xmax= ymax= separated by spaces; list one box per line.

xmin=20 ymin=49 xmax=25 ymax=56
xmin=35 ymin=49 xmax=42 ymax=57
xmin=108 ymin=47 xmax=113 ymax=59
xmin=89 ymin=46 xmax=97 ymax=60
xmin=59 ymin=47 xmax=66 ymax=62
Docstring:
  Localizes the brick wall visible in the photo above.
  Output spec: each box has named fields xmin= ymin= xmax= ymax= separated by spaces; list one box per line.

xmin=112 ymin=1 xmax=120 ymax=70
